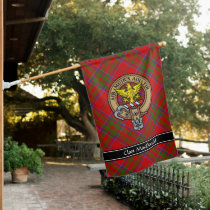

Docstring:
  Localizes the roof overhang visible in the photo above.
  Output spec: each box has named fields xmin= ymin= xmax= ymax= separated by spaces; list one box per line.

xmin=4 ymin=0 xmax=52 ymax=63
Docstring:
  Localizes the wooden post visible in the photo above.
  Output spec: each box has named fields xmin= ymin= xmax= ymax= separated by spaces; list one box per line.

xmin=187 ymin=172 xmax=190 ymax=210
xmin=179 ymin=133 xmax=183 ymax=148
xmin=0 ymin=0 xmax=3 ymax=208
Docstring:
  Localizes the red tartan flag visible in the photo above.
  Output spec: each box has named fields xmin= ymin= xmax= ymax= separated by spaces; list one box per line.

xmin=81 ymin=43 xmax=178 ymax=177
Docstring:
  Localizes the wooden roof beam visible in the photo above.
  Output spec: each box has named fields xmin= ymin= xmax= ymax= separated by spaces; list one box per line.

xmin=5 ymin=17 xmax=48 ymax=25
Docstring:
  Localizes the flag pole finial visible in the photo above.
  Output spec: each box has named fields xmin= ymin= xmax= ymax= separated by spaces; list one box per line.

xmin=158 ymin=41 xmax=167 ymax=47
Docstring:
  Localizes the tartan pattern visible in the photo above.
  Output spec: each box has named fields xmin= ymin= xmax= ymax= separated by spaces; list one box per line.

xmin=81 ymin=43 xmax=178 ymax=177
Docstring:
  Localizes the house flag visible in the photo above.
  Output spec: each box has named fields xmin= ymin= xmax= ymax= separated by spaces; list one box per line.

xmin=81 ymin=43 xmax=178 ymax=177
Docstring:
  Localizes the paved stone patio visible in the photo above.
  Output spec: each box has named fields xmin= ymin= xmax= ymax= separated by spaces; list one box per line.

xmin=4 ymin=160 xmax=130 ymax=210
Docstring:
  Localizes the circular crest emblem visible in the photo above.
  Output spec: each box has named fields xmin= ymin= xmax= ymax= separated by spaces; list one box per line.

xmin=108 ymin=74 xmax=152 ymax=130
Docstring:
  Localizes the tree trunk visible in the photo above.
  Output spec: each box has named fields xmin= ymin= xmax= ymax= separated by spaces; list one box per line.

xmin=82 ymin=111 xmax=99 ymax=142
xmin=81 ymin=111 xmax=101 ymax=158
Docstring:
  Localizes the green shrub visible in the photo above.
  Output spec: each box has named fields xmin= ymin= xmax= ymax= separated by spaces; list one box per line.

xmin=168 ymin=160 xmax=210 ymax=209
xmin=103 ymin=161 xmax=210 ymax=209
xmin=103 ymin=176 xmax=185 ymax=209
xmin=4 ymin=137 xmax=45 ymax=175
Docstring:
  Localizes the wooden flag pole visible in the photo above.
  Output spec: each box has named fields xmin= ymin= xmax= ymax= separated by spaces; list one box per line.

xmin=3 ymin=41 xmax=167 ymax=89
xmin=21 ymin=63 xmax=81 ymax=83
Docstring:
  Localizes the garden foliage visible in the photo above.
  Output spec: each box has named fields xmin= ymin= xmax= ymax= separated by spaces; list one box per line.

xmin=4 ymin=137 xmax=45 ymax=175
xmin=103 ymin=161 xmax=210 ymax=209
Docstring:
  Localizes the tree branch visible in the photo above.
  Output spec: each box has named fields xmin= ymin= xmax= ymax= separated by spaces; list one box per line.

xmin=4 ymin=93 xmax=89 ymax=136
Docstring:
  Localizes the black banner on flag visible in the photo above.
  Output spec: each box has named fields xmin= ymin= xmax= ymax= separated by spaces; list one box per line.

xmin=103 ymin=131 xmax=174 ymax=162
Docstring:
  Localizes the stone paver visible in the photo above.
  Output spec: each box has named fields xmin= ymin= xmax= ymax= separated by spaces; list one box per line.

xmin=4 ymin=161 xmax=130 ymax=210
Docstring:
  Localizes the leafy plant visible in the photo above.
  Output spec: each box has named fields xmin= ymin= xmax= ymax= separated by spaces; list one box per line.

xmin=4 ymin=137 xmax=45 ymax=175
xmin=168 ymin=160 xmax=210 ymax=209
xmin=103 ymin=176 xmax=185 ymax=209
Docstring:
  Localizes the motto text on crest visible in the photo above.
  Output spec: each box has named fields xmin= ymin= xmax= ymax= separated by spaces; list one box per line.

xmin=108 ymin=74 xmax=152 ymax=130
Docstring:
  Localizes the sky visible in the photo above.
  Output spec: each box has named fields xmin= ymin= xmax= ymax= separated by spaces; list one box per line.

xmin=196 ymin=0 xmax=210 ymax=32
xmin=21 ymin=0 xmax=210 ymax=98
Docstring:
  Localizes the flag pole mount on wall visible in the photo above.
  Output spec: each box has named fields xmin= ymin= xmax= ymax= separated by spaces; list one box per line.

xmin=3 ymin=41 xmax=167 ymax=90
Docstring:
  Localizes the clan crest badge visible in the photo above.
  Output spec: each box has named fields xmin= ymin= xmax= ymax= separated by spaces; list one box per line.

xmin=108 ymin=74 xmax=152 ymax=130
